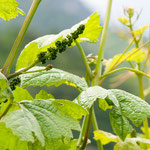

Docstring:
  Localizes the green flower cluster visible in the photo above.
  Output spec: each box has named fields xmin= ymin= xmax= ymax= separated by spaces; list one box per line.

xmin=10 ymin=77 xmax=21 ymax=91
xmin=37 ymin=24 xmax=85 ymax=64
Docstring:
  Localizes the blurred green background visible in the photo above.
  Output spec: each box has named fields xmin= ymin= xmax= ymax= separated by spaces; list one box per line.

xmin=0 ymin=0 xmax=149 ymax=149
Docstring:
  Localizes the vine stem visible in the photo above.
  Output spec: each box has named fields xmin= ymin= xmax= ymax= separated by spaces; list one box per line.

xmin=98 ymin=67 xmax=150 ymax=82
xmin=1 ymin=0 xmax=42 ymax=75
xmin=94 ymin=0 xmax=112 ymax=85
xmin=75 ymin=41 xmax=102 ymax=149
xmin=75 ymin=40 xmax=92 ymax=79
xmin=137 ymin=75 xmax=149 ymax=144
xmin=128 ymin=16 xmax=149 ymax=145
xmin=0 ymin=102 xmax=12 ymax=119
xmin=7 ymin=59 xmax=39 ymax=79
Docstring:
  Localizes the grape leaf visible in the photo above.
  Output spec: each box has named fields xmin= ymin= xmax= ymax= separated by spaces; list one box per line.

xmin=52 ymin=100 xmax=88 ymax=119
xmin=16 ymin=12 xmax=102 ymax=70
xmin=20 ymin=67 xmax=88 ymax=91
xmin=1 ymin=105 xmax=45 ymax=146
xmin=126 ymin=48 xmax=145 ymax=63
xmin=1 ymin=99 xmax=81 ymax=146
xmin=98 ymin=99 xmax=112 ymax=111
xmin=117 ymin=17 xmax=129 ymax=26
xmin=74 ymin=86 xmax=119 ymax=110
xmin=35 ymin=89 xmax=54 ymax=99
xmin=114 ymin=137 xmax=150 ymax=150
xmin=109 ymin=107 xmax=133 ymax=141
xmin=132 ymin=24 xmax=149 ymax=36
xmin=13 ymin=86 xmax=33 ymax=102
xmin=109 ymin=89 xmax=150 ymax=140
xmin=0 ymin=0 xmax=25 ymax=21
xmin=93 ymin=130 xmax=119 ymax=145
xmin=104 ymin=48 xmax=145 ymax=72
xmin=0 ymin=122 xmax=28 ymax=150
xmin=0 ymin=72 xmax=14 ymax=103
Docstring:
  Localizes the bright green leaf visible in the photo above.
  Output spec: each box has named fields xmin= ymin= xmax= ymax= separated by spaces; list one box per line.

xmin=52 ymin=100 xmax=88 ymax=119
xmin=132 ymin=24 xmax=149 ymax=36
xmin=104 ymin=48 xmax=145 ymax=72
xmin=13 ymin=86 xmax=33 ymax=102
xmin=126 ymin=48 xmax=145 ymax=63
xmin=98 ymin=99 xmax=112 ymax=111
xmin=94 ymin=130 xmax=119 ymax=145
xmin=0 ymin=122 xmax=28 ymax=150
xmin=117 ymin=17 xmax=129 ymax=25
xmin=0 ymin=0 xmax=25 ymax=21
xmin=0 ymin=72 xmax=14 ymax=103
xmin=74 ymin=86 xmax=119 ymax=110
xmin=16 ymin=12 xmax=102 ymax=70
xmin=20 ymin=67 xmax=88 ymax=91
xmin=35 ymin=89 xmax=54 ymax=99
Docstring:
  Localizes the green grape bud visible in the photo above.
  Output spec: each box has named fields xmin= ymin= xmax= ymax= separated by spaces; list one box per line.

xmin=126 ymin=8 xmax=134 ymax=18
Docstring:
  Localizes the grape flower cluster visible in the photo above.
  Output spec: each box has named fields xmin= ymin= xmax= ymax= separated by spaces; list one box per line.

xmin=37 ymin=24 xmax=85 ymax=64
xmin=9 ymin=77 xmax=21 ymax=91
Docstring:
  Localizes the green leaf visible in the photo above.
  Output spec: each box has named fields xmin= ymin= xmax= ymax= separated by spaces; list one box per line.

xmin=93 ymin=130 xmax=119 ymax=145
xmin=13 ymin=86 xmax=33 ymax=102
xmin=20 ymin=67 xmax=88 ymax=91
xmin=114 ymin=137 xmax=150 ymax=150
xmin=110 ymin=89 xmax=150 ymax=126
xmin=109 ymin=89 xmax=150 ymax=140
xmin=98 ymin=99 xmax=112 ymax=111
xmin=52 ymin=100 xmax=88 ymax=119
xmin=16 ymin=12 xmax=102 ymax=70
xmin=104 ymin=48 xmax=145 ymax=72
xmin=114 ymin=139 xmax=141 ymax=150
xmin=35 ymin=89 xmax=54 ymax=99
xmin=1 ymin=99 xmax=80 ymax=146
xmin=74 ymin=86 xmax=119 ymax=110
xmin=109 ymin=107 xmax=133 ymax=141
xmin=117 ymin=17 xmax=129 ymax=25
xmin=1 ymin=105 xmax=45 ymax=146
xmin=126 ymin=48 xmax=145 ymax=63
xmin=132 ymin=24 xmax=149 ymax=36
xmin=0 ymin=0 xmax=25 ymax=21
xmin=0 ymin=122 xmax=28 ymax=150
xmin=0 ymin=72 xmax=14 ymax=103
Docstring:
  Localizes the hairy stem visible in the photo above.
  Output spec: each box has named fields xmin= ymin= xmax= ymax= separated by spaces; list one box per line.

xmin=94 ymin=0 xmax=112 ymax=85
xmin=2 ymin=0 xmax=42 ymax=75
